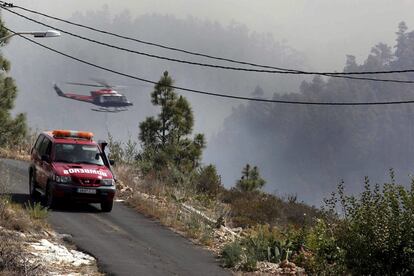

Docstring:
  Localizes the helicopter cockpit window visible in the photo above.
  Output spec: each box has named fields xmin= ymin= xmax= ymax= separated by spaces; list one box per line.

xmin=102 ymin=95 xmax=124 ymax=102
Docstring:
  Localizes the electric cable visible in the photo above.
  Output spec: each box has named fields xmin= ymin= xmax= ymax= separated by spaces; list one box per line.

xmin=5 ymin=26 xmax=414 ymax=106
xmin=2 ymin=2 xmax=414 ymax=85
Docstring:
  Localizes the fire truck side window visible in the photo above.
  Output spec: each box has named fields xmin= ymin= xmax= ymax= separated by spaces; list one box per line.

xmin=38 ymin=138 xmax=51 ymax=157
xmin=32 ymin=135 xmax=44 ymax=154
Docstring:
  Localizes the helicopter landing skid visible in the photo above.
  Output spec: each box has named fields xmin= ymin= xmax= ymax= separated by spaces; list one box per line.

xmin=91 ymin=107 xmax=128 ymax=113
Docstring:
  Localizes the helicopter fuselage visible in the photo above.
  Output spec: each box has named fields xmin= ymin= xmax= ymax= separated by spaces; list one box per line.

xmin=91 ymin=90 xmax=133 ymax=108
xmin=54 ymin=84 xmax=133 ymax=111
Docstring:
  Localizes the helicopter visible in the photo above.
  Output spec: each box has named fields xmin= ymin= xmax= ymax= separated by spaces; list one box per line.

xmin=54 ymin=79 xmax=133 ymax=112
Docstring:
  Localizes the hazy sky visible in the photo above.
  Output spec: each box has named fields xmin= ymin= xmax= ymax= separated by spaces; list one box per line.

xmin=7 ymin=0 xmax=414 ymax=70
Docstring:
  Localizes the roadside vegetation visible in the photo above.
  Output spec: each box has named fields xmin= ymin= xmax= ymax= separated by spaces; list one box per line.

xmin=108 ymin=72 xmax=316 ymax=274
xmin=0 ymin=168 xmax=45 ymax=275
xmin=106 ymin=71 xmax=414 ymax=275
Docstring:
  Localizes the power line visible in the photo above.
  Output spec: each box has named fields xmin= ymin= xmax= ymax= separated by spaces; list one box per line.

xmin=2 ymin=2 xmax=414 ymax=85
xmin=0 ymin=6 xmax=297 ymax=74
xmin=5 ymin=26 xmax=414 ymax=106
xmin=4 ymin=1 xmax=300 ymax=73
xmin=3 ymin=1 xmax=413 ymax=76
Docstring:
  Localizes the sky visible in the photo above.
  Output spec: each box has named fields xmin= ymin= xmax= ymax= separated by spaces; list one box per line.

xmin=6 ymin=0 xmax=414 ymax=71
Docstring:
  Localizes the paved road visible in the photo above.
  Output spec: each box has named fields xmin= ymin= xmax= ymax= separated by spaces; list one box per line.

xmin=0 ymin=159 xmax=229 ymax=276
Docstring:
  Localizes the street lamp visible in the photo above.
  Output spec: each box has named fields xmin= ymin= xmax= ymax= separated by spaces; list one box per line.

xmin=0 ymin=29 xmax=61 ymax=43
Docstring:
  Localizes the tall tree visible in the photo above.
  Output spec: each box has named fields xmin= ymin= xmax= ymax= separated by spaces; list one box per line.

xmin=395 ymin=21 xmax=408 ymax=60
xmin=139 ymin=71 xmax=205 ymax=173
xmin=0 ymin=19 xmax=27 ymax=147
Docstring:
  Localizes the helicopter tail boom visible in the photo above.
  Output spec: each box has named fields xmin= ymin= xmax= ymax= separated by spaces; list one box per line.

xmin=54 ymin=84 xmax=66 ymax=97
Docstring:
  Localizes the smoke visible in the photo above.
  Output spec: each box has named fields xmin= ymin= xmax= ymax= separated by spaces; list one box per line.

xmin=4 ymin=2 xmax=414 ymax=206
xmin=2 ymin=6 xmax=304 ymax=143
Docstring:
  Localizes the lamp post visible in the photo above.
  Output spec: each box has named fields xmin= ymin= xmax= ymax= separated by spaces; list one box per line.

xmin=0 ymin=29 xmax=61 ymax=43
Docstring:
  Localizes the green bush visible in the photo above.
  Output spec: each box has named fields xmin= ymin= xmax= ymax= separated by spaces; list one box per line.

xmin=242 ymin=225 xmax=293 ymax=263
xmin=25 ymin=201 xmax=48 ymax=220
xmin=199 ymin=225 xmax=214 ymax=246
xmin=221 ymin=241 xmax=243 ymax=268
xmin=242 ymin=246 xmax=258 ymax=271
xmin=184 ymin=213 xmax=202 ymax=238
xmin=107 ymin=133 xmax=125 ymax=164
xmin=220 ymin=225 xmax=295 ymax=271
xmin=291 ymin=220 xmax=346 ymax=275
xmin=323 ymin=174 xmax=414 ymax=275
xmin=195 ymin=164 xmax=222 ymax=197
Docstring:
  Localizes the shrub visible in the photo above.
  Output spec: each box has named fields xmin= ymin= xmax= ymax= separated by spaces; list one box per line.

xmin=221 ymin=241 xmax=243 ymax=268
xmin=291 ymin=220 xmax=346 ymax=275
xmin=107 ymin=133 xmax=125 ymax=164
xmin=25 ymin=201 xmax=48 ymax=220
xmin=222 ymin=187 xmax=320 ymax=228
xmin=195 ymin=164 xmax=222 ymax=197
xmin=222 ymin=189 xmax=282 ymax=227
xmin=184 ymin=213 xmax=202 ymax=239
xmin=242 ymin=246 xmax=258 ymax=271
xmin=323 ymin=174 xmax=414 ymax=275
xmin=242 ymin=225 xmax=292 ymax=263
xmin=199 ymin=225 xmax=214 ymax=246
xmin=220 ymin=225 xmax=297 ymax=271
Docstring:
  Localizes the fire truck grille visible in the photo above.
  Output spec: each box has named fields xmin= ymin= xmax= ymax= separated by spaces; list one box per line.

xmin=75 ymin=178 xmax=101 ymax=187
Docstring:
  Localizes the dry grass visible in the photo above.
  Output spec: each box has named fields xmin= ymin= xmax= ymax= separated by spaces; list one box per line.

xmin=0 ymin=166 xmax=45 ymax=275
xmin=221 ymin=189 xmax=320 ymax=228
xmin=0 ymin=232 xmax=44 ymax=276
xmin=0 ymin=166 xmax=47 ymax=233
xmin=0 ymin=147 xmax=30 ymax=162
xmin=0 ymin=200 xmax=32 ymax=232
xmin=0 ymin=129 xmax=37 ymax=162
xmin=115 ymin=163 xmax=218 ymax=247
xmin=0 ymin=196 xmax=48 ymax=234
xmin=0 ymin=178 xmax=46 ymax=275
xmin=126 ymin=191 xmax=215 ymax=247
xmin=114 ymin=162 xmax=319 ymax=274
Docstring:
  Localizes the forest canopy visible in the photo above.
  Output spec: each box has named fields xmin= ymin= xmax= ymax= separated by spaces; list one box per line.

xmin=208 ymin=22 xmax=414 ymax=204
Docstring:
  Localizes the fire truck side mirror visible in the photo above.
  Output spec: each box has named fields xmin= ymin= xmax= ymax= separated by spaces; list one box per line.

xmin=98 ymin=140 xmax=108 ymax=152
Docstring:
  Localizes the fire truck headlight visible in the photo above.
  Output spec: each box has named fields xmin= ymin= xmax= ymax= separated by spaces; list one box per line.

xmin=101 ymin=179 xmax=115 ymax=186
xmin=55 ymin=175 xmax=72 ymax=183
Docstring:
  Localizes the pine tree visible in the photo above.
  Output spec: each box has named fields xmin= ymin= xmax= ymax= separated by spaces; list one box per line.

xmin=0 ymin=19 xmax=27 ymax=147
xmin=236 ymin=164 xmax=266 ymax=192
xmin=395 ymin=21 xmax=408 ymax=60
xmin=139 ymin=71 xmax=205 ymax=173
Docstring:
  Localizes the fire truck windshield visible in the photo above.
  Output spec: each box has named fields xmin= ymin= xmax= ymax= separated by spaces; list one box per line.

xmin=54 ymin=144 xmax=104 ymax=165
